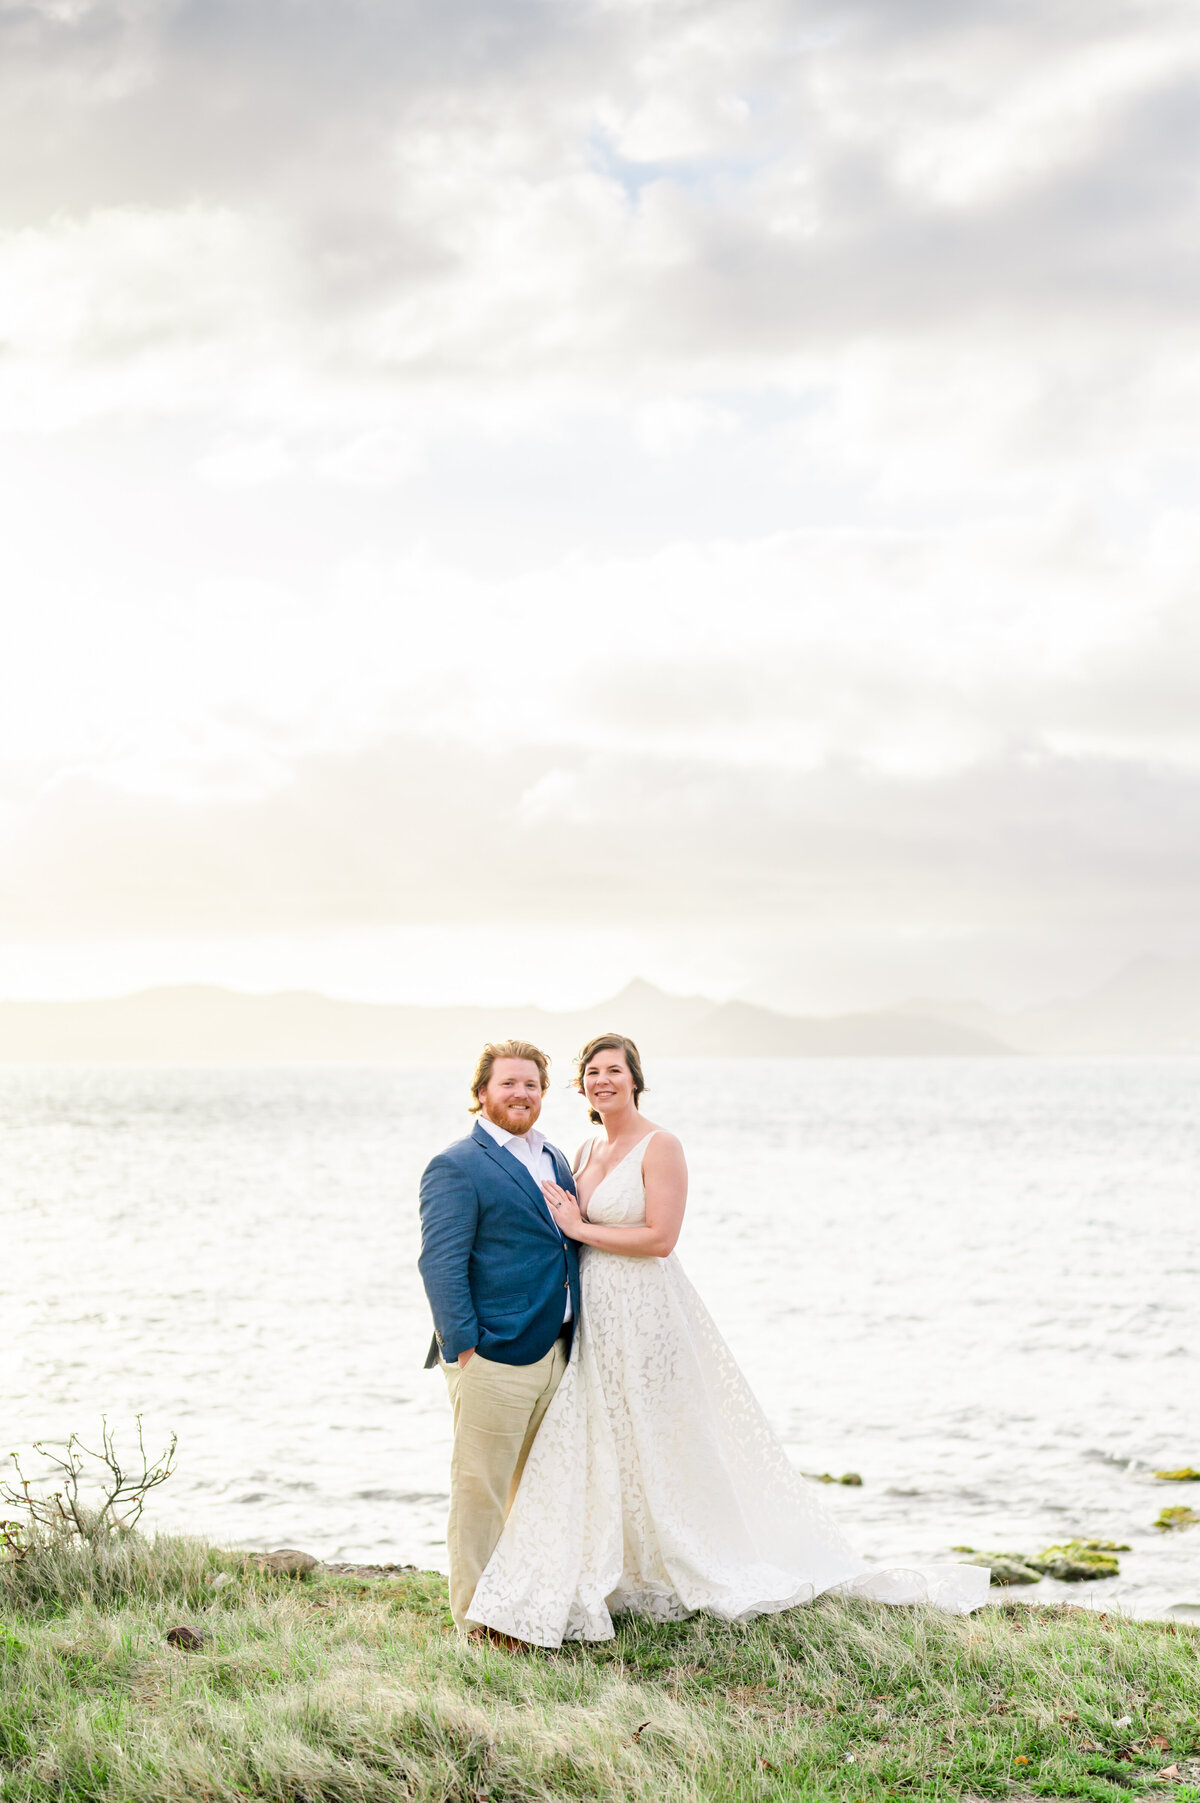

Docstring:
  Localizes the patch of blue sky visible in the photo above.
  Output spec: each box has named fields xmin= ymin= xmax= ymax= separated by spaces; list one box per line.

xmin=584 ymin=126 xmax=774 ymax=204
xmin=705 ymin=384 xmax=834 ymax=429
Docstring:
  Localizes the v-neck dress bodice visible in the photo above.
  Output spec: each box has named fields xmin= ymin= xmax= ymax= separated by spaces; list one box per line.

xmin=575 ymin=1130 xmax=656 ymax=1223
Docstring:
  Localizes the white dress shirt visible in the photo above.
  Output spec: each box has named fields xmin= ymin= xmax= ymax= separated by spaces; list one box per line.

xmin=478 ymin=1114 xmax=572 ymax=1323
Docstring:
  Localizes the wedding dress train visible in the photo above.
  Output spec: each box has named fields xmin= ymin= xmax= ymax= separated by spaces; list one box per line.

xmin=467 ymin=1132 xmax=989 ymax=1646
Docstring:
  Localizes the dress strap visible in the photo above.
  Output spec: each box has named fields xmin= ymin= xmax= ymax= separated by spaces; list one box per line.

xmin=574 ymin=1136 xmax=600 ymax=1179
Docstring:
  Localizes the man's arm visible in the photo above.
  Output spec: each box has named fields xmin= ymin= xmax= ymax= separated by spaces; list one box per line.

xmin=418 ymin=1152 xmax=480 ymax=1364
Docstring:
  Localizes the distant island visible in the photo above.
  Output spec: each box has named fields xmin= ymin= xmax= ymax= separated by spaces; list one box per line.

xmin=2 ymin=954 xmax=1199 ymax=1061
xmin=0 ymin=977 xmax=1008 ymax=1063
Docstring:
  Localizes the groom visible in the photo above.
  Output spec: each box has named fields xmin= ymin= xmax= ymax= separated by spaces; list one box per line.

xmin=418 ymin=1038 xmax=581 ymax=1632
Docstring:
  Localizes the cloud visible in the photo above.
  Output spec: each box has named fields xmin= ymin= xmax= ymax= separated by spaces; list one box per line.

xmin=4 ymin=731 xmax=1199 ymax=945
xmin=2 ymin=0 xmax=1199 ymax=1000
xmin=2 ymin=0 xmax=1198 ymax=410
xmin=196 ymin=435 xmax=296 ymax=488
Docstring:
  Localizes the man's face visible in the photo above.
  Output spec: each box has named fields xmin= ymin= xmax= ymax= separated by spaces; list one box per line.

xmin=479 ymin=1058 xmax=544 ymax=1135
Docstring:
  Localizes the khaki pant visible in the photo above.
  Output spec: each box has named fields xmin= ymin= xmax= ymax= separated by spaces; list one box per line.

xmin=441 ymin=1339 xmax=568 ymax=1630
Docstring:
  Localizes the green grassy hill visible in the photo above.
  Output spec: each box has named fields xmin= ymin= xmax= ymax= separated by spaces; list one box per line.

xmin=1 ymin=1534 xmax=1197 ymax=1801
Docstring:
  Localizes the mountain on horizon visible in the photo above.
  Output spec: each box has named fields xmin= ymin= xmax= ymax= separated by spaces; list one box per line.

xmin=0 ymin=978 xmax=1012 ymax=1064
xmin=2 ymin=954 xmax=1194 ymax=1062
xmin=896 ymin=953 xmax=1200 ymax=1054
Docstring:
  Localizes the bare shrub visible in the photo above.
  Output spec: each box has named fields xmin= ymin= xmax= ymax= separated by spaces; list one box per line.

xmin=0 ymin=1518 xmax=28 ymax=1564
xmin=0 ymin=1417 xmax=196 ymax=1610
xmin=2 ymin=1416 xmax=177 ymax=1547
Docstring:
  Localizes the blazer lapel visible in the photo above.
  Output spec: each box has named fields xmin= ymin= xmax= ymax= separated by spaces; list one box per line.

xmin=547 ymin=1143 xmax=577 ymax=1194
xmin=472 ymin=1122 xmax=561 ymax=1235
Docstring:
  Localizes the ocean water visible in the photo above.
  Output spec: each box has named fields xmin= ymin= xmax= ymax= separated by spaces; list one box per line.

xmin=3 ymin=1059 xmax=1198 ymax=1620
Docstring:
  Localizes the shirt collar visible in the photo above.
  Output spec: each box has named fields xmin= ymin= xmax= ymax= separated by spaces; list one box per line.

xmin=478 ymin=1114 xmax=546 ymax=1158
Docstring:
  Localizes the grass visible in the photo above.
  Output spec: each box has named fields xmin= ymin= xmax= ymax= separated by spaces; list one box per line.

xmin=1 ymin=1534 xmax=1198 ymax=1802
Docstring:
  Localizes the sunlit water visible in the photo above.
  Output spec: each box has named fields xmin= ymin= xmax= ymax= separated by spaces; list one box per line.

xmin=3 ymin=1060 xmax=1198 ymax=1620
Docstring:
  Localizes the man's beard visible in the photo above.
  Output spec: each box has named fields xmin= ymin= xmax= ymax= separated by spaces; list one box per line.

xmin=485 ymin=1098 xmax=540 ymax=1135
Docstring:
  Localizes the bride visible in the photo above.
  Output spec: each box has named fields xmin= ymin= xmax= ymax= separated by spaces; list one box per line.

xmin=466 ymin=1033 xmax=989 ymax=1646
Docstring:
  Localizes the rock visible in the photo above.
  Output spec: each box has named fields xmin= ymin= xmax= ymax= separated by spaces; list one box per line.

xmin=1155 ymin=1507 xmax=1199 ymax=1532
xmin=165 ymin=1625 xmax=203 ymax=1651
xmin=254 ymin=1548 xmax=320 ymax=1577
xmin=960 ymin=1552 xmax=1043 ymax=1587
xmin=1029 ymin=1539 xmax=1126 ymax=1581
xmin=803 ymin=1472 xmax=863 ymax=1486
xmin=319 ymin=1560 xmax=420 ymax=1577
xmin=1036 ymin=1552 xmax=1111 ymax=1581
xmin=956 ymin=1536 xmax=1127 ymax=1583
xmin=839 ymin=1472 xmax=863 ymax=1486
xmin=1154 ymin=1468 xmax=1200 ymax=1483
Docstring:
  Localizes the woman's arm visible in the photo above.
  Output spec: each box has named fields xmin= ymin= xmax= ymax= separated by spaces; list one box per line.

xmin=543 ymin=1133 xmax=687 ymax=1258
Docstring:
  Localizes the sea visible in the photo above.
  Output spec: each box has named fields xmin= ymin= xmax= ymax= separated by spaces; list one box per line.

xmin=3 ymin=1059 xmax=1198 ymax=1620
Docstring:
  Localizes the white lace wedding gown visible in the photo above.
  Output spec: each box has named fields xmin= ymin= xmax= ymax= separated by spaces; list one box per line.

xmin=467 ymin=1132 xmax=990 ymax=1645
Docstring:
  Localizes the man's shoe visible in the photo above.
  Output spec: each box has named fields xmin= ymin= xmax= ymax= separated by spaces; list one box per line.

xmin=467 ymin=1625 xmax=527 ymax=1652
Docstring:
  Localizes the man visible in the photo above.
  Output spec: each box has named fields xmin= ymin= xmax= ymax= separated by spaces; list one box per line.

xmin=418 ymin=1038 xmax=580 ymax=1633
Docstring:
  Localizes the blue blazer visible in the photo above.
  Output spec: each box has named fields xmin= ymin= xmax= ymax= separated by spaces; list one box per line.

xmin=418 ymin=1121 xmax=581 ymax=1367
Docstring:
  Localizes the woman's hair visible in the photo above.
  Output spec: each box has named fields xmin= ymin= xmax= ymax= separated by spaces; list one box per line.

xmin=468 ymin=1039 xmax=551 ymax=1113
xmin=574 ymin=1033 xmax=647 ymax=1125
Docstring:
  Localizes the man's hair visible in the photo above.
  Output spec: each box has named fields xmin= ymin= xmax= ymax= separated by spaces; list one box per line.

xmin=574 ymin=1033 xmax=647 ymax=1125
xmin=468 ymin=1039 xmax=552 ymax=1113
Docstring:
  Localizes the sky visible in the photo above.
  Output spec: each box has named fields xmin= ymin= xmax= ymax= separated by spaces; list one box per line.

xmin=2 ymin=0 xmax=1199 ymax=1013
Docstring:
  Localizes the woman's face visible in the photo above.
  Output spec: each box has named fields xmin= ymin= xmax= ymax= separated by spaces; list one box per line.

xmin=583 ymin=1048 xmax=636 ymax=1115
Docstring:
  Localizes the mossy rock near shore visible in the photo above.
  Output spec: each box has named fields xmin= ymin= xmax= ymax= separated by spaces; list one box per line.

xmin=957 ymin=1538 xmax=1129 ymax=1585
xmin=1156 ymin=1505 xmax=1200 ymax=1531
xmin=1033 ymin=1539 xmax=1128 ymax=1581
xmin=959 ymin=1552 xmax=1044 ymax=1587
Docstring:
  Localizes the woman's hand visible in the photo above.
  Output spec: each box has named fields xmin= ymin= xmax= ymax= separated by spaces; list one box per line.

xmin=542 ymin=1180 xmax=585 ymax=1239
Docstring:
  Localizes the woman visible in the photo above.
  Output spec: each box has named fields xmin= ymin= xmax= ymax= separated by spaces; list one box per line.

xmin=466 ymin=1034 xmax=989 ymax=1645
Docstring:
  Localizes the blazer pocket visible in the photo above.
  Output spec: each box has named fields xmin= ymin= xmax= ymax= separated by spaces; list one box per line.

xmin=477 ymin=1309 xmax=528 ymax=1332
